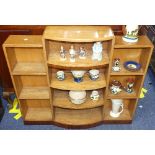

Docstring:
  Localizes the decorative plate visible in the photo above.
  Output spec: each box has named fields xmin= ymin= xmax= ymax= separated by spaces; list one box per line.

xmin=124 ymin=61 xmax=141 ymax=72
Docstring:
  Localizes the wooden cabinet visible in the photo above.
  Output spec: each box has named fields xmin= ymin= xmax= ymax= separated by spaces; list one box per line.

xmin=3 ymin=26 xmax=153 ymax=128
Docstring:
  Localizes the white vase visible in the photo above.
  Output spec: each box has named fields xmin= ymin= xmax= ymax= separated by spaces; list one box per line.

xmin=110 ymin=99 xmax=124 ymax=118
xmin=92 ymin=42 xmax=103 ymax=61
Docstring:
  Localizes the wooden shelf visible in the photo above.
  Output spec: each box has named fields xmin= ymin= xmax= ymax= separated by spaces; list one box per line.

xmin=12 ymin=62 xmax=46 ymax=75
xmin=48 ymin=50 xmax=109 ymax=69
xmin=54 ymin=107 xmax=103 ymax=126
xmin=114 ymin=35 xmax=154 ymax=48
xmin=107 ymin=90 xmax=137 ymax=99
xmin=19 ymin=87 xmax=49 ymax=99
xmin=110 ymin=64 xmax=144 ymax=75
xmin=25 ymin=107 xmax=52 ymax=121
xmin=53 ymin=89 xmax=104 ymax=109
xmin=50 ymin=71 xmax=106 ymax=90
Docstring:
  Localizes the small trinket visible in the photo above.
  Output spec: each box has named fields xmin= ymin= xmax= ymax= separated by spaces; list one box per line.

xmin=89 ymin=69 xmax=100 ymax=81
xmin=69 ymin=45 xmax=76 ymax=62
xmin=112 ymin=58 xmax=121 ymax=72
xmin=71 ymin=70 xmax=86 ymax=83
xmin=126 ymin=78 xmax=134 ymax=93
xmin=110 ymin=80 xmax=122 ymax=95
xmin=60 ymin=46 xmax=66 ymax=61
xmin=90 ymin=90 xmax=100 ymax=101
xmin=56 ymin=71 xmax=65 ymax=81
xmin=79 ymin=47 xmax=86 ymax=59
xmin=92 ymin=42 xmax=103 ymax=61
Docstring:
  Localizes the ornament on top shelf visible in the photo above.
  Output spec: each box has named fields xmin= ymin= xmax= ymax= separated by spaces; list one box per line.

xmin=79 ymin=47 xmax=86 ymax=59
xmin=122 ymin=25 xmax=139 ymax=43
xmin=112 ymin=58 xmax=121 ymax=72
xmin=59 ymin=46 xmax=66 ymax=61
xmin=92 ymin=42 xmax=103 ymax=61
xmin=126 ymin=78 xmax=135 ymax=93
xmin=69 ymin=45 xmax=76 ymax=62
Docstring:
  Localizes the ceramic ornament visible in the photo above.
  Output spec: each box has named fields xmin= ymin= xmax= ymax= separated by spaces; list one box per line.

xmin=71 ymin=70 xmax=86 ymax=83
xmin=122 ymin=25 xmax=139 ymax=43
xmin=60 ymin=46 xmax=66 ymax=61
xmin=69 ymin=45 xmax=76 ymax=62
xmin=112 ymin=58 xmax=121 ymax=72
xmin=92 ymin=42 xmax=103 ymax=61
xmin=56 ymin=71 xmax=65 ymax=81
xmin=79 ymin=47 xmax=86 ymax=59
xmin=90 ymin=90 xmax=100 ymax=101
xmin=126 ymin=78 xmax=134 ymax=93
xmin=110 ymin=80 xmax=122 ymax=95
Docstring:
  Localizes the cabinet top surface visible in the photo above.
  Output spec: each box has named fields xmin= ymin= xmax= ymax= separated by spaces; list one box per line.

xmin=115 ymin=35 xmax=154 ymax=48
xmin=3 ymin=35 xmax=43 ymax=47
xmin=43 ymin=26 xmax=114 ymax=42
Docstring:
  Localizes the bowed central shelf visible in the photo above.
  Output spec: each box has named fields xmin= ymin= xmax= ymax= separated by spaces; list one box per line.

xmin=3 ymin=26 xmax=153 ymax=128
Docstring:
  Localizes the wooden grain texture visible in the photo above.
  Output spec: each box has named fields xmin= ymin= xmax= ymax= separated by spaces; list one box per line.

xmin=3 ymin=35 xmax=43 ymax=47
xmin=53 ymin=89 xmax=104 ymax=109
xmin=12 ymin=62 xmax=46 ymax=75
xmin=19 ymin=87 xmax=50 ymax=99
xmin=54 ymin=107 xmax=103 ymax=125
xmin=43 ymin=26 xmax=114 ymax=42
xmin=50 ymin=69 xmax=106 ymax=90
xmin=115 ymin=35 xmax=154 ymax=48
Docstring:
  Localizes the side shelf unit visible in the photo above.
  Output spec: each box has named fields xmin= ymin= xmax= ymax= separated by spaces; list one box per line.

xmin=3 ymin=27 xmax=154 ymax=128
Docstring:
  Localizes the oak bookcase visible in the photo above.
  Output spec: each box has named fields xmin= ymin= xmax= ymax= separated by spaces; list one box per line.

xmin=3 ymin=26 xmax=154 ymax=128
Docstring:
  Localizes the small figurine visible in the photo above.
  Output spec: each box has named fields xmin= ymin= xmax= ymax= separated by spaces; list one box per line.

xmin=110 ymin=80 xmax=122 ymax=95
xmin=56 ymin=71 xmax=65 ymax=81
xmin=79 ymin=47 xmax=86 ymax=59
xmin=126 ymin=78 xmax=134 ymax=93
xmin=92 ymin=42 xmax=103 ymax=61
xmin=90 ymin=90 xmax=100 ymax=101
xmin=60 ymin=46 xmax=66 ymax=61
xmin=69 ymin=45 xmax=76 ymax=62
xmin=122 ymin=25 xmax=139 ymax=43
xmin=112 ymin=58 xmax=121 ymax=72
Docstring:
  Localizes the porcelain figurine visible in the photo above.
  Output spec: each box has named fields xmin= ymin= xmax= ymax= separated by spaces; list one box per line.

xmin=90 ymin=90 xmax=100 ymax=101
xmin=110 ymin=99 xmax=124 ymax=118
xmin=89 ymin=69 xmax=100 ymax=81
xmin=79 ymin=47 xmax=86 ymax=59
xmin=110 ymin=80 xmax=122 ymax=95
xmin=69 ymin=45 xmax=76 ymax=62
xmin=71 ymin=70 xmax=86 ymax=83
xmin=69 ymin=90 xmax=86 ymax=104
xmin=122 ymin=25 xmax=139 ymax=43
xmin=92 ymin=42 xmax=103 ymax=61
xmin=126 ymin=78 xmax=134 ymax=93
xmin=60 ymin=46 xmax=66 ymax=61
xmin=112 ymin=58 xmax=121 ymax=72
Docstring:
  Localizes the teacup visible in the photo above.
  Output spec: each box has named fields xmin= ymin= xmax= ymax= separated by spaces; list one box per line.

xmin=56 ymin=71 xmax=65 ymax=81
xmin=71 ymin=70 xmax=86 ymax=83
xmin=89 ymin=69 xmax=99 ymax=81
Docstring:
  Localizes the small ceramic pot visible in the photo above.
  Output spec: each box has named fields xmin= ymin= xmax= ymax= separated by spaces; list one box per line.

xmin=89 ymin=69 xmax=99 ymax=81
xmin=69 ymin=90 xmax=86 ymax=104
xmin=71 ymin=70 xmax=86 ymax=83
xmin=90 ymin=90 xmax=100 ymax=101
xmin=56 ymin=71 xmax=65 ymax=81
xmin=110 ymin=80 xmax=122 ymax=95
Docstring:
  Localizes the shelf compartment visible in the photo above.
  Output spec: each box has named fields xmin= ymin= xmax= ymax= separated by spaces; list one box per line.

xmin=111 ymin=48 xmax=152 ymax=75
xmin=103 ymin=99 xmax=133 ymax=122
xmin=54 ymin=107 xmax=103 ymax=126
xmin=107 ymin=75 xmax=143 ymax=99
xmin=12 ymin=62 xmax=46 ymax=75
xmin=5 ymin=47 xmax=45 ymax=72
xmin=45 ymin=40 xmax=112 ymax=69
xmin=53 ymin=89 xmax=105 ymax=109
xmin=50 ymin=69 xmax=106 ymax=90
xmin=20 ymin=99 xmax=52 ymax=121
xmin=13 ymin=75 xmax=49 ymax=99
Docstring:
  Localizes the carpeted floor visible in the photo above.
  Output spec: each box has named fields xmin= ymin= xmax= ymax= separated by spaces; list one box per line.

xmin=0 ymin=68 xmax=155 ymax=130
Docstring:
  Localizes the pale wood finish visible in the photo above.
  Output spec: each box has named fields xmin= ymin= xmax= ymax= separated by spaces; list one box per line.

xmin=54 ymin=107 xmax=103 ymax=125
xmin=43 ymin=26 xmax=114 ymax=42
xmin=53 ymin=89 xmax=105 ymax=109
xmin=50 ymin=69 xmax=106 ymax=90
xmin=12 ymin=62 xmax=46 ymax=75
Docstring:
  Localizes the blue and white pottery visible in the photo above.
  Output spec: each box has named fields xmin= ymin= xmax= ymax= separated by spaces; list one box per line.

xmin=89 ymin=69 xmax=100 ymax=81
xmin=71 ymin=70 xmax=86 ymax=83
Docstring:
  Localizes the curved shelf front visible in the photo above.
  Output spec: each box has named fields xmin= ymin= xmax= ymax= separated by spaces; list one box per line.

xmin=48 ymin=50 xmax=109 ymax=69
xmin=50 ymin=72 xmax=106 ymax=90
xmin=53 ymin=89 xmax=104 ymax=109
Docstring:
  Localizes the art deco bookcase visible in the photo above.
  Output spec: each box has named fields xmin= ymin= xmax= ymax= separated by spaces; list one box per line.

xmin=3 ymin=26 xmax=153 ymax=128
